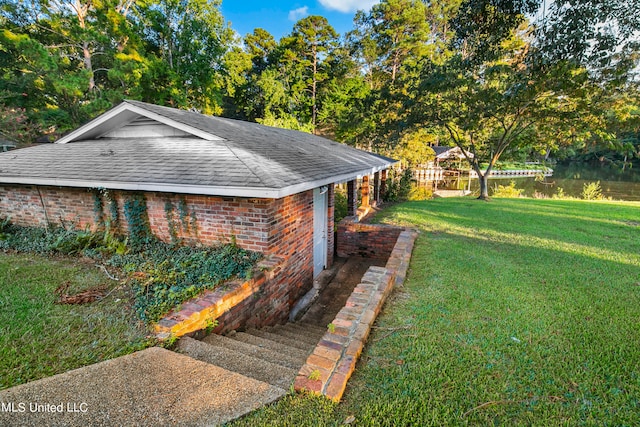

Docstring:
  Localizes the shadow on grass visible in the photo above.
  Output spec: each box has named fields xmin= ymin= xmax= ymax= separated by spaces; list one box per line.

xmin=375 ymin=198 xmax=640 ymax=261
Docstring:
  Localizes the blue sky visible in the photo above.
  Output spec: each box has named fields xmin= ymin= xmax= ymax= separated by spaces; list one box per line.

xmin=220 ymin=0 xmax=380 ymax=41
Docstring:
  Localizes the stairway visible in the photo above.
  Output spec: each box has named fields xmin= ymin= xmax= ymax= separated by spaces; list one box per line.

xmin=176 ymin=322 xmax=327 ymax=393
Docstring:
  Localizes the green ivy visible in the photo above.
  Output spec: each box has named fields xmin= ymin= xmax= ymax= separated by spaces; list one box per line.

xmin=190 ymin=210 xmax=198 ymax=236
xmin=109 ymin=241 xmax=262 ymax=322
xmin=123 ymin=194 xmax=154 ymax=247
xmin=105 ymin=190 xmax=119 ymax=229
xmin=164 ymin=200 xmax=179 ymax=244
xmin=92 ymin=189 xmax=104 ymax=227
xmin=0 ymin=219 xmax=262 ymax=324
xmin=178 ymin=197 xmax=190 ymax=230
xmin=0 ymin=222 xmax=127 ymax=257
xmin=179 ymin=196 xmax=198 ymax=237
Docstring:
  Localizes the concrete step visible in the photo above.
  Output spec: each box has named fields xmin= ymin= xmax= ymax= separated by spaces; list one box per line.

xmin=275 ymin=322 xmax=327 ymax=338
xmin=232 ymin=332 xmax=312 ymax=359
xmin=203 ymin=333 xmax=307 ymax=369
xmin=177 ymin=336 xmax=297 ymax=390
xmin=266 ymin=325 xmax=325 ymax=345
xmin=288 ymin=322 xmax=329 ymax=335
xmin=245 ymin=328 xmax=317 ymax=351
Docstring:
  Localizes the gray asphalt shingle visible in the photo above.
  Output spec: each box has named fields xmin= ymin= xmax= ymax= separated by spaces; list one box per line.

xmin=0 ymin=101 xmax=395 ymax=198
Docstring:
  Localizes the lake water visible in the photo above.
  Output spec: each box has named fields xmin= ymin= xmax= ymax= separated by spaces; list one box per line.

xmin=462 ymin=164 xmax=640 ymax=201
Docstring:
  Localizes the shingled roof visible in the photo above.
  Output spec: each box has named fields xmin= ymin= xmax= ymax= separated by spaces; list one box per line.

xmin=0 ymin=101 xmax=396 ymax=198
xmin=432 ymin=145 xmax=474 ymax=160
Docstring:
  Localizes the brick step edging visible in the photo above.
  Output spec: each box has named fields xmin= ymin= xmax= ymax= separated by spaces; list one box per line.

xmin=154 ymin=256 xmax=284 ymax=339
xmin=294 ymin=228 xmax=418 ymax=401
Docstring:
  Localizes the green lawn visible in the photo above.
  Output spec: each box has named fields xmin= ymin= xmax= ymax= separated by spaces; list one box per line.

xmin=230 ymin=197 xmax=640 ymax=426
xmin=0 ymin=253 xmax=150 ymax=390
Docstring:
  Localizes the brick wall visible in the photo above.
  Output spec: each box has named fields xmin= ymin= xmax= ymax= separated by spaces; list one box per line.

xmin=0 ymin=185 xmax=97 ymax=230
xmin=143 ymin=192 xmax=274 ymax=252
xmin=0 ymin=184 xmax=317 ymax=256
xmin=336 ymin=216 xmax=403 ymax=260
xmin=155 ymin=256 xmax=293 ymax=337
xmin=0 ymin=183 xmax=329 ymax=327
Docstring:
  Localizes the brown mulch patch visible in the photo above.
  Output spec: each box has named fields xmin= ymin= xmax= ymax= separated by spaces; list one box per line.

xmin=55 ymin=281 xmax=109 ymax=305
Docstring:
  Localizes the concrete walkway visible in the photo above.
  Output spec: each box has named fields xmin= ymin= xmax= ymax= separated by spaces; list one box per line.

xmin=0 ymin=347 xmax=285 ymax=427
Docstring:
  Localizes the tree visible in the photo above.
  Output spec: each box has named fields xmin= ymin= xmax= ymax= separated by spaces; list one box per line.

xmin=0 ymin=0 xmax=145 ymax=132
xmin=138 ymin=0 xmax=233 ymax=113
xmin=244 ymin=28 xmax=277 ymax=73
xmin=401 ymin=0 xmax=639 ymax=200
xmin=558 ymin=89 xmax=640 ymax=168
xmin=392 ymin=128 xmax=437 ymax=167
xmin=340 ymin=0 xmax=462 ymax=154
xmin=407 ymin=54 xmax=595 ymax=199
xmin=290 ymin=15 xmax=338 ymax=132
xmin=0 ymin=0 xmax=234 ymax=135
xmin=350 ymin=0 xmax=432 ymax=86
xmin=534 ymin=0 xmax=640 ymax=85
xmin=222 ymin=28 xmax=279 ymax=121
xmin=0 ymin=106 xmax=43 ymax=144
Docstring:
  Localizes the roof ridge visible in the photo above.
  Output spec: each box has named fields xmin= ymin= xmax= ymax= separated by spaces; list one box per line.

xmin=221 ymin=140 xmax=279 ymax=189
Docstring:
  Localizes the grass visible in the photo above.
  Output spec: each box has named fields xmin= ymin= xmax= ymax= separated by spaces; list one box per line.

xmin=229 ymin=197 xmax=640 ymax=426
xmin=0 ymin=252 xmax=151 ymax=390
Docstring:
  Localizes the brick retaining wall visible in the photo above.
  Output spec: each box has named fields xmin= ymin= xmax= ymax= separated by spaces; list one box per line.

xmin=336 ymin=216 xmax=402 ymax=259
xmin=295 ymin=228 xmax=418 ymax=401
xmin=155 ymin=256 xmax=293 ymax=338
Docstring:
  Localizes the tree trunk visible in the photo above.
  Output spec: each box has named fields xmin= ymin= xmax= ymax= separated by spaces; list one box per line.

xmin=311 ymin=44 xmax=318 ymax=134
xmin=477 ymin=173 xmax=490 ymax=200
xmin=82 ymin=41 xmax=95 ymax=92
xmin=72 ymin=1 xmax=95 ymax=92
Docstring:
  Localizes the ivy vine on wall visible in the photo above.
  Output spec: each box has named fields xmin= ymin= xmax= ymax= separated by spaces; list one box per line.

xmin=92 ymin=189 xmax=104 ymax=227
xmin=164 ymin=200 xmax=179 ymax=243
xmin=92 ymin=188 xmax=120 ymax=231
xmin=123 ymin=194 xmax=154 ymax=246
xmin=163 ymin=196 xmax=198 ymax=244
xmin=105 ymin=190 xmax=119 ymax=229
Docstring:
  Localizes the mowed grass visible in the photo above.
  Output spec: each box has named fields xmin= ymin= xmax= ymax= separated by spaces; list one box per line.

xmin=230 ymin=198 xmax=640 ymax=426
xmin=0 ymin=252 xmax=150 ymax=390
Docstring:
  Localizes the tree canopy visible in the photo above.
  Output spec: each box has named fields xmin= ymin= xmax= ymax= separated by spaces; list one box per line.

xmin=0 ymin=0 xmax=638 ymax=196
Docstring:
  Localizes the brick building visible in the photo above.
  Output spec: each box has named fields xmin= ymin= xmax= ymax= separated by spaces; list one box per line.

xmin=0 ymin=100 xmax=395 ymax=326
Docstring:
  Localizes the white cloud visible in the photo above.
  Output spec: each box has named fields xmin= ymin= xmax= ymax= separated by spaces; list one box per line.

xmin=288 ymin=6 xmax=309 ymax=21
xmin=318 ymin=0 xmax=379 ymax=13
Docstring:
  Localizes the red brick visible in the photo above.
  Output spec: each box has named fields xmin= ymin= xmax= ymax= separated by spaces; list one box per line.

xmin=324 ymin=373 xmax=348 ymax=401
xmin=306 ymin=354 xmax=338 ymax=372
xmin=294 ymin=376 xmax=323 ymax=393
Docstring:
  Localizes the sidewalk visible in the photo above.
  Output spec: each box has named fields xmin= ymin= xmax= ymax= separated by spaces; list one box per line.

xmin=0 ymin=347 xmax=284 ymax=427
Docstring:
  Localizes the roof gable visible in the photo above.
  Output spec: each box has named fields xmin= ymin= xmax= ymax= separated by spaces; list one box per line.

xmin=101 ymin=117 xmax=191 ymax=138
xmin=56 ymin=102 xmax=224 ymax=143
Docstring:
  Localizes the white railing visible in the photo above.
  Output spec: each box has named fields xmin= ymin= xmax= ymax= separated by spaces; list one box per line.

xmin=467 ymin=169 xmax=553 ymax=178
xmin=412 ymin=167 xmax=445 ymax=182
